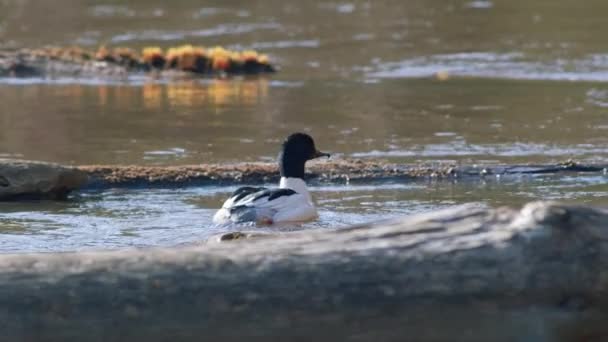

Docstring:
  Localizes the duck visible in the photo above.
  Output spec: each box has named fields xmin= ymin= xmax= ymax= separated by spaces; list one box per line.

xmin=213 ymin=133 xmax=330 ymax=225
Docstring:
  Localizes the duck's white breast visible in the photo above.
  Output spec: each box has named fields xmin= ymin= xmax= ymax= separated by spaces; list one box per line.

xmin=270 ymin=177 xmax=316 ymax=222
xmin=270 ymin=193 xmax=317 ymax=222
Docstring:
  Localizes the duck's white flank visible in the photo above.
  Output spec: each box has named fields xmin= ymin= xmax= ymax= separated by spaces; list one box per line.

xmin=213 ymin=177 xmax=318 ymax=224
xmin=273 ymin=177 xmax=316 ymax=222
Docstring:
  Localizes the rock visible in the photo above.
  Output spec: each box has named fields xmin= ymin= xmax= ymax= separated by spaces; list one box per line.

xmin=0 ymin=159 xmax=88 ymax=199
xmin=206 ymin=230 xmax=275 ymax=244
xmin=0 ymin=201 xmax=606 ymax=341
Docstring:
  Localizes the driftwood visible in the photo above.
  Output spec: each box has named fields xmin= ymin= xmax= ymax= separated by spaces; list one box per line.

xmin=0 ymin=201 xmax=607 ymax=341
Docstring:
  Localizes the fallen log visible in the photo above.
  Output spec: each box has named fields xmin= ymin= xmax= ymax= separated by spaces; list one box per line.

xmin=0 ymin=201 xmax=607 ymax=341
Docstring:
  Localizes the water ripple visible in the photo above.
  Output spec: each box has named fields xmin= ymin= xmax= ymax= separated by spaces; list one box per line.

xmin=587 ymin=88 xmax=608 ymax=108
xmin=249 ymin=39 xmax=320 ymax=49
xmin=111 ymin=23 xmax=281 ymax=43
xmin=369 ymin=52 xmax=608 ymax=82
xmin=352 ymin=142 xmax=608 ymax=159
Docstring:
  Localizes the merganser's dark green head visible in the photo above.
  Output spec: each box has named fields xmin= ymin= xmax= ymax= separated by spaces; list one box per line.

xmin=278 ymin=133 xmax=330 ymax=178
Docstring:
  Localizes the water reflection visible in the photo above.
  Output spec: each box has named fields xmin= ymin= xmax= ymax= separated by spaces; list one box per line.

xmin=0 ymin=77 xmax=607 ymax=165
xmin=165 ymin=79 xmax=269 ymax=107
xmin=88 ymin=78 xmax=271 ymax=109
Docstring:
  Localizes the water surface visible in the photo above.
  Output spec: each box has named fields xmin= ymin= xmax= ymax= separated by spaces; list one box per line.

xmin=0 ymin=0 xmax=607 ymax=251
xmin=0 ymin=172 xmax=606 ymax=252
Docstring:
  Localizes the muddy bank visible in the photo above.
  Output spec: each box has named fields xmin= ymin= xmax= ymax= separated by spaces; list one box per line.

xmin=1 ymin=201 xmax=608 ymax=341
xmin=0 ymin=158 xmax=604 ymax=195
xmin=79 ymin=159 xmax=608 ymax=189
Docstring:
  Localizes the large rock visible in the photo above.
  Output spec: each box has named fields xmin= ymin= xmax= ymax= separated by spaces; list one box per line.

xmin=0 ymin=159 xmax=88 ymax=199
xmin=0 ymin=201 xmax=606 ymax=341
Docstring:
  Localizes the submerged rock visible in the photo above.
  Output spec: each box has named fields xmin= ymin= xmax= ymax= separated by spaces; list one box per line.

xmin=0 ymin=159 xmax=88 ymax=199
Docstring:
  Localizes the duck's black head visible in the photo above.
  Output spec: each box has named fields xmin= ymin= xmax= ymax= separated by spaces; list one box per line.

xmin=278 ymin=133 xmax=330 ymax=178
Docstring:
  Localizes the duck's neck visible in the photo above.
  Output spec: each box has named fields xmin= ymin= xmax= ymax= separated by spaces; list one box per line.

xmin=279 ymin=177 xmax=311 ymax=202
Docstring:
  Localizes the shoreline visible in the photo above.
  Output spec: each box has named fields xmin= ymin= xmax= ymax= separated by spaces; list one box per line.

xmin=0 ymin=158 xmax=605 ymax=198
xmin=78 ymin=159 xmax=608 ymax=189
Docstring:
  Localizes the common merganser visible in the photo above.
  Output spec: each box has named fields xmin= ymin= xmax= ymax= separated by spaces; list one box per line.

xmin=213 ymin=133 xmax=330 ymax=225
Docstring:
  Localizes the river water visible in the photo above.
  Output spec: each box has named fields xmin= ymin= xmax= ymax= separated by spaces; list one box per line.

xmin=0 ymin=0 xmax=606 ymax=251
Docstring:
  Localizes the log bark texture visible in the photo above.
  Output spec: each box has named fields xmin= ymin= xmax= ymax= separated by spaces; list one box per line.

xmin=0 ymin=201 xmax=607 ymax=341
